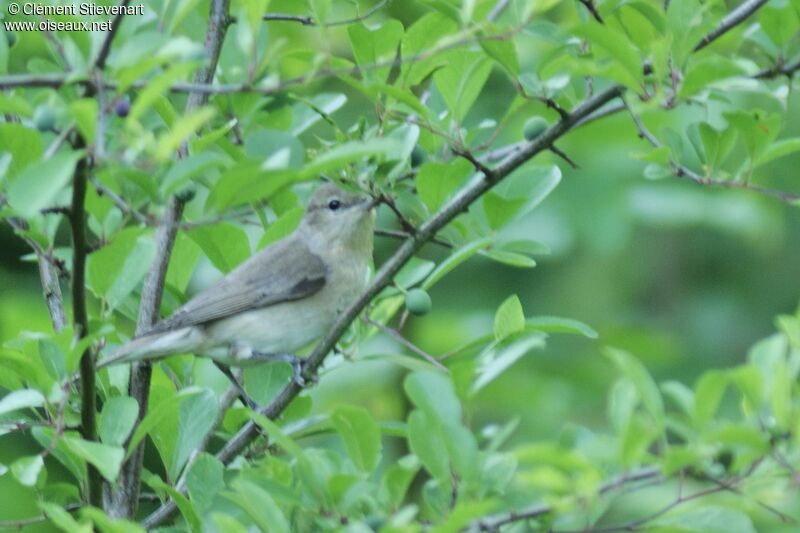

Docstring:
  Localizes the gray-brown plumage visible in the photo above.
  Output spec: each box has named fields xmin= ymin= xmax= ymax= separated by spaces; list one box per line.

xmin=100 ymin=183 xmax=375 ymax=370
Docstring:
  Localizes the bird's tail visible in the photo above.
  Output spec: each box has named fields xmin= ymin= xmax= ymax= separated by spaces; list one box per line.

xmin=98 ymin=327 xmax=202 ymax=368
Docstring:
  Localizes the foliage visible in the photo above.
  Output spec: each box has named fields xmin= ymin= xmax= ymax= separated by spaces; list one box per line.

xmin=0 ymin=0 xmax=799 ymax=531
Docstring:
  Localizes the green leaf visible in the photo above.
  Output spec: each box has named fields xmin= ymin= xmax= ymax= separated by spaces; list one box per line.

xmin=0 ymin=388 xmax=45 ymax=416
xmin=575 ymin=22 xmax=643 ymax=89
xmin=473 ymin=335 xmax=545 ymax=392
xmin=404 ymin=371 xmax=461 ymax=423
xmin=62 ymin=437 xmax=124 ymax=483
xmin=189 ymin=222 xmax=251 ymax=273
xmin=755 ymin=138 xmax=800 ymax=167
xmin=483 ymin=192 xmax=527 ymax=230
xmin=692 ymin=370 xmax=728 ymax=426
xmin=348 ymin=20 xmax=404 ymax=83
xmin=380 ymin=456 xmax=420 ymax=508
xmin=331 ymin=405 xmax=382 ymax=472
xmin=99 ymin=396 xmax=139 ymax=447
xmin=87 ymin=227 xmax=157 ymax=310
xmin=433 ymin=51 xmax=493 ymax=121
xmin=605 ymin=348 xmax=665 ymax=428
xmin=416 ymin=159 xmax=472 ymax=212
xmin=185 ymin=453 xmax=224 ymax=514
xmin=165 ymin=232 xmax=202 ymax=292
xmin=679 ymin=56 xmax=745 ymax=98
xmin=494 ymin=294 xmax=525 ymax=341
xmin=6 ymin=150 xmax=83 ymax=219
xmin=401 ymin=13 xmax=459 ymax=87
xmin=145 ymin=473 xmax=202 ymax=533
xmin=127 ymin=387 xmax=204 ymax=456
xmin=11 ymin=455 xmax=44 ymax=486
xmin=423 ymin=237 xmax=492 ymax=289
xmin=226 ymin=479 xmax=290 ymax=533
xmin=39 ymin=501 xmax=92 ymax=533
xmin=653 ymin=505 xmax=756 ymax=533
xmin=0 ymin=123 xmax=43 ymax=178
xmin=480 ymin=24 xmax=519 ymax=75
xmin=256 ymin=207 xmax=303 ymax=249
xmin=407 ymin=409 xmax=450 ymax=483
xmin=170 ymin=389 xmax=219 ymax=480
xmin=70 ymin=99 xmax=98 ymax=144
xmin=525 ymin=316 xmax=598 ymax=338
xmin=155 ymin=106 xmax=216 ymax=160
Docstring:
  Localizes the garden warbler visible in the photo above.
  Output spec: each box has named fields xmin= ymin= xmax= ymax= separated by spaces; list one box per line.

xmin=99 ymin=183 xmax=376 ymax=384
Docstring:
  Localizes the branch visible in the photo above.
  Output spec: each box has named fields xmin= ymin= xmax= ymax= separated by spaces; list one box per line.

xmin=473 ymin=466 xmax=661 ymax=531
xmin=1 ymin=205 xmax=68 ymax=333
xmin=365 ymin=317 xmax=448 ymax=371
xmin=754 ymin=56 xmax=800 ymax=79
xmin=107 ymin=0 xmax=231 ymax=519
xmin=70 ymin=146 xmax=102 ymax=507
xmin=262 ymin=0 xmax=389 ymax=26
xmin=693 ymin=0 xmax=769 ymax=52
xmin=624 ymin=99 xmax=800 ymax=205
xmin=142 ymin=82 xmax=627 ymax=528
xmin=94 ymin=0 xmax=133 ymax=70
xmin=578 ymin=0 xmax=604 ymax=24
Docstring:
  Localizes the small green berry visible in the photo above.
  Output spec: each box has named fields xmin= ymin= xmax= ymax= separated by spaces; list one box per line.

xmin=410 ymin=145 xmax=426 ymax=167
xmin=33 ymin=106 xmax=56 ymax=132
xmin=523 ymin=117 xmax=548 ymax=140
xmin=405 ymin=288 xmax=432 ymax=316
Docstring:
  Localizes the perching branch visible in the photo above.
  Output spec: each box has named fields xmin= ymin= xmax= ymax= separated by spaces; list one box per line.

xmin=142 ymin=82 xmax=627 ymax=528
xmin=577 ymin=0 xmax=604 ymax=24
xmin=754 ymin=56 xmax=800 ymax=79
xmin=693 ymin=0 xmax=769 ymax=52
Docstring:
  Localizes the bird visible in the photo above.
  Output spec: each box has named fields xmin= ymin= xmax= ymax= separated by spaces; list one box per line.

xmin=99 ymin=183 xmax=376 ymax=394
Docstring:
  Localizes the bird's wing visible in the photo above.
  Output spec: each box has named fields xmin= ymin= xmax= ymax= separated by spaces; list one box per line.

xmin=146 ymin=236 xmax=327 ymax=334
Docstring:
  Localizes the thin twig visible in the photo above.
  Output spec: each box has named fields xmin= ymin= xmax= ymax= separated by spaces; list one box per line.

xmin=578 ymin=0 xmax=604 ymax=24
xmin=94 ymin=0 xmax=133 ymax=70
xmin=693 ymin=0 xmax=769 ymax=52
xmin=108 ymin=0 xmax=231 ymax=519
xmin=89 ymin=176 xmax=151 ymax=225
xmin=375 ymin=228 xmax=453 ymax=248
xmin=474 ymin=466 xmax=662 ymax=530
xmin=262 ymin=0 xmax=389 ymax=26
xmin=753 ymin=56 xmax=800 ymax=79
xmin=624 ymin=99 xmax=800 ymax=204
xmin=487 ymin=0 xmax=511 ymax=21
xmin=365 ymin=317 xmax=449 ymax=371
xmin=549 ymin=144 xmax=579 ymax=169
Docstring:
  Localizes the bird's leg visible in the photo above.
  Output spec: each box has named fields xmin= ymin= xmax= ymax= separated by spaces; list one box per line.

xmin=248 ymin=352 xmax=309 ymax=388
xmin=213 ymin=362 xmax=259 ymax=410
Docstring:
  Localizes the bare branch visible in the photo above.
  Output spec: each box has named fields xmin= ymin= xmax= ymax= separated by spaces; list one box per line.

xmin=693 ymin=0 xmax=769 ymax=52
xmin=365 ymin=316 xmax=449 ymax=371
xmin=89 ymin=176 xmax=151 ymax=226
xmin=108 ymin=0 xmax=232 ymax=519
xmin=94 ymin=0 xmax=133 ymax=70
xmin=69 ymin=146 xmax=102 ymax=507
xmin=578 ymin=0 xmax=604 ymax=24
xmin=262 ymin=0 xmax=389 ymax=26
xmin=487 ymin=0 xmax=511 ymax=21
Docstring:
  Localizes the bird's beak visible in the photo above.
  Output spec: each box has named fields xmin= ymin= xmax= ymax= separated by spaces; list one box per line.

xmin=361 ymin=196 xmax=380 ymax=210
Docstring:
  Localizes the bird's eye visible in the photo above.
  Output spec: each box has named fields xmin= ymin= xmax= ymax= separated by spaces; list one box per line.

xmin=328 ymin=199 xmax=341 ymax=211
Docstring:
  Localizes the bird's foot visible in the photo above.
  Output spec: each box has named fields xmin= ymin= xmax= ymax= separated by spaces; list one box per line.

xmin=250 ymin=352 xmax=311 ymax=389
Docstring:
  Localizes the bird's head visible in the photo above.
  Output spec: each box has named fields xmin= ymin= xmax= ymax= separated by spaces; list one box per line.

xmin=301 ymin=183 xmax=376 ymax=255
